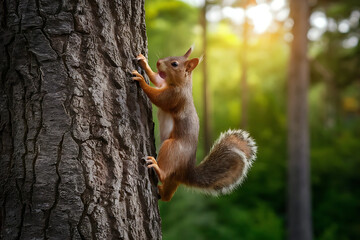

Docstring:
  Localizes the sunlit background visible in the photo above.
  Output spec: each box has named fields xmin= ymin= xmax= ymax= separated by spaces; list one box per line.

xmin=145 ymin=0 xmax=360 ymax=239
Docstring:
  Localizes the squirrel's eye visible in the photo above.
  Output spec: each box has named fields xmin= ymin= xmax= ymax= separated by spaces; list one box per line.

xmin=171 ymin=62 xmax=179 ymax=67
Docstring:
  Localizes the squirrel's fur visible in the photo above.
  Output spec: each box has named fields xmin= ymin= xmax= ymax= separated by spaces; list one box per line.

xmin=189 ymin=129 xmax=257 ymax=196
xmin=132 ymin=47 xmax=257 ymax=201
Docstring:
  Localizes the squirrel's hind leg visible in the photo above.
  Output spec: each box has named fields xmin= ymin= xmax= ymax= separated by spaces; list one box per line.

xmin=145 ymin=156 xmax=166 ymax=182
xmin=158 ymin=179 xmax=179 ymax=202
xmin=145 ymin=156 xmax=179 ymax=201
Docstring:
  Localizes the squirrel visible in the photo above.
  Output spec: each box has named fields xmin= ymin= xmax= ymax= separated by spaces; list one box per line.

xmin=132 ymin=47 xmax=257 ymax=201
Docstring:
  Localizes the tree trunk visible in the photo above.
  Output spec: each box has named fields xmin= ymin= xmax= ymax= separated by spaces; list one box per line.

xmin=0 ymin=0 xmax=161 ymax=239
xmin=240 ymin=2 xmax=249 ymax=130
xmin=201 ymin=0 xmax=211 ymax=154
xmin=287 ymin=0 xmax=312 ymax=240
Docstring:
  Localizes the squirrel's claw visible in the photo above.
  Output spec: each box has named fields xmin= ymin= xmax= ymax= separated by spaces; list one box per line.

xmin=131 ymin=70 xmax=139 ymax=75
xmin=141 ymin=157 xmax=148 ymax=163
xmin=131 ymin=70 xmax=145 ymax=82
xmin=145 ymin=156 xmax=158 ymax=169
xmin=134 ymin=54 xmax=148 ymax=69
xmin=142 ymin=156 xmax=157 ymax=167
xmin=145 ymin=160 xmax=154 ymax=166
xmin=145 ymin=156 xmax=166 ymax=182
xmin=135 ymin=53 xmax=146 ymax=61
xmin=146 ymin=156 xmax=157 ymax=168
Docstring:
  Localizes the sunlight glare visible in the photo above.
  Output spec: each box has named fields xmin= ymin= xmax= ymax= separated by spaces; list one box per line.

xmin=206 ymin=5 xmax=222 ymax=22
xmin=339 ymin=20 xmax=350 ymax=33
xmin=307 ymin=28 xmax=323 ymax=41
xmin=180 ymin=0 xmax=204 ymax=7
xmin=222 ymin=7 xmax=245 ymax=25
xmin=247 ymin=4 xmax=273 ymax=34
xmin=182 ymin=0 xmax=285 ymax=34
xmin=275 ymin=8 xmax=289 ymax=21
xmin=310 ymin=11 xmax=327 ymax=29
xmin=342 ymin=36 xmax=359 ymax=48
xmin=270 ymin=0 xmax=286 ymax=11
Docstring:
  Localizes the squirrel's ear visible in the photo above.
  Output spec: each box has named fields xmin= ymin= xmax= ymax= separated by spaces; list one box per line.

xmin=185 ymin=58 xmax=199 ymax=72
xmin=184 ymin=45 xmax=194 ymax=59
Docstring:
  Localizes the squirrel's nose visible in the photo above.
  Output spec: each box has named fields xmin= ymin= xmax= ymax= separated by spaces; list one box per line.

xmin=157 ymin=60 xmax=160 ymax=67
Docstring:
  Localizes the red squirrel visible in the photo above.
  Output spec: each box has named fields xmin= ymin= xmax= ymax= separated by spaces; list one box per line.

xmin=132 ymin=47 xmax=257 ymax=201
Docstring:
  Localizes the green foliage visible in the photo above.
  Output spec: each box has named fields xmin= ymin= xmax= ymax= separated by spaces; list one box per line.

xmin=145 ymin=0 xmax=360 ymax=239
xmin=145 ymin=0 xmax=199 ymax=70
xmin=311 ymin=127 xmax=360 ymax=240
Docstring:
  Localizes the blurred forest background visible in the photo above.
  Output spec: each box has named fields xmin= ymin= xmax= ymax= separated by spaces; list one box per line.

xmin=144 ymin=0 xmax=360 ymax=239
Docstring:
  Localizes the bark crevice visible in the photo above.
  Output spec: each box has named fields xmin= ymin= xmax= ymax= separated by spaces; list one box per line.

xmin=43 ymin=132 xmax=65 ymax=238
xmin=1 ymin=1 xmax=161 ymax=239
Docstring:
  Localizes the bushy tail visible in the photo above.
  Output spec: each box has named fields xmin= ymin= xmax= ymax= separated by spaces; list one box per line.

xmin=188 ymin=129 xmax=257 ymax=195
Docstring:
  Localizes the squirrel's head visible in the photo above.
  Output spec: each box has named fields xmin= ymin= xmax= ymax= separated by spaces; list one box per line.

xmin=156 ymin=47 xmax=200 ymax=86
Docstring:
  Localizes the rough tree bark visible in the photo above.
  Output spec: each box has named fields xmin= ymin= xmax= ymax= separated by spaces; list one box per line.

xmin=288 ymin=0 xmax=312 ymax=239
xmin=0 ymin=0 xmax=161 ymax=239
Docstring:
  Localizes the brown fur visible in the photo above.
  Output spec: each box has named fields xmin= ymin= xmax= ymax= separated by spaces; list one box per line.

xmin=132 ymin=48 xmax=256 ymax=201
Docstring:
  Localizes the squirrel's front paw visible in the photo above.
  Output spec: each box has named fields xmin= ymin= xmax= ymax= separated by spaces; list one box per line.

xmin=131 ymin=70 xmax=145 ymax=83
xmin=135 ymin=54 xmax=147 ymax=68
xmin=145 ymin=156 xmax=157 ymax=168
xmin=135 ymin=53 xmax=146 ymax=62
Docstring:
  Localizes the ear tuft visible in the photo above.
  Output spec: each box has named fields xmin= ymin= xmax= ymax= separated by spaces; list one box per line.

xmin=198 ymin=54 xmax=204 ymax=64
xmin=184 ymin=45 xmax=195 ymax=58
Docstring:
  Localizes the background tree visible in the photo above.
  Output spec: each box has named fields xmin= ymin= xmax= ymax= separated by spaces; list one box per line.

xmin=239 ymin=0 xmax=250 ymax=130
xmin=0 ymin=0 xmax=161 ymax=239
xmin=201 ymin=0 xmax=212 ymax=153
xmin=288 ymin=0 xmax=312 ymax=239
xmin=236 ymin=0 xmax=257 ymax=130
xmin=308 ymin=1 xmax=360 ymax=238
